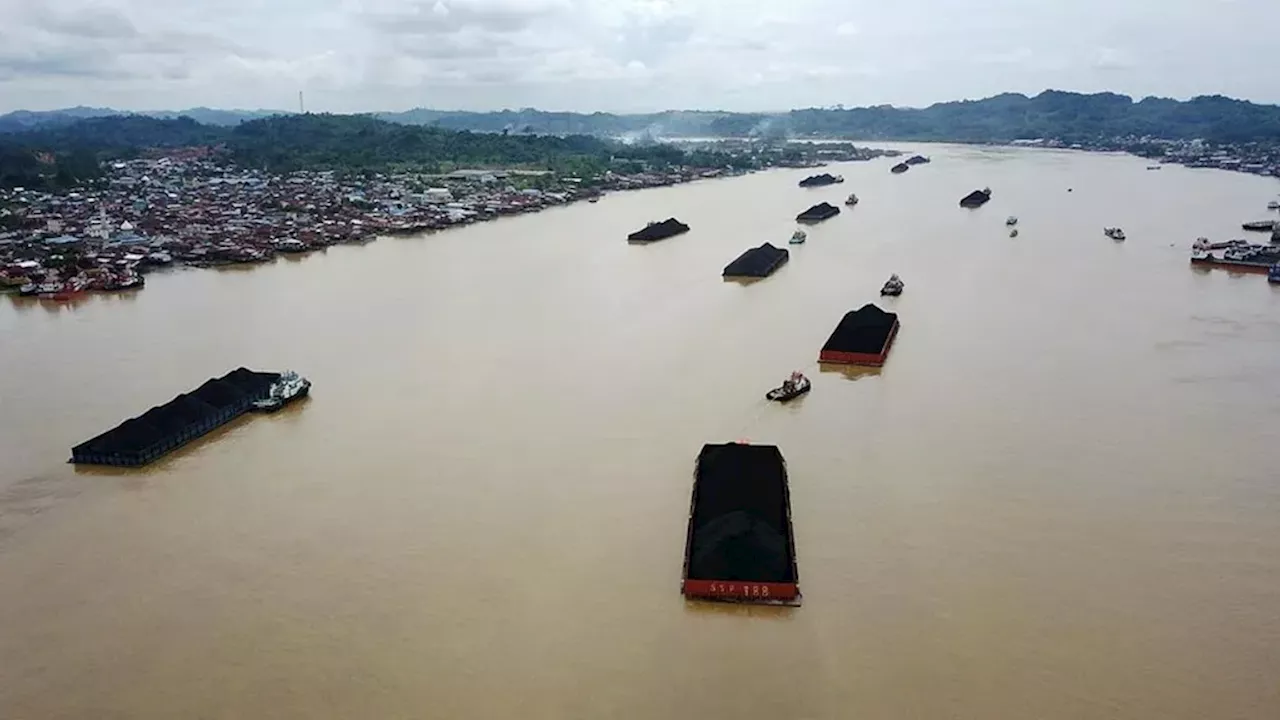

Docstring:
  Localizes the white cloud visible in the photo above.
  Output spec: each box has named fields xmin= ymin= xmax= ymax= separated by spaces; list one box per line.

xmin=0 ymin=0 xmax=1278 ymax=112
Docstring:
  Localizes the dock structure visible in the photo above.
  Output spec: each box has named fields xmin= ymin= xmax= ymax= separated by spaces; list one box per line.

xmin=723 ymin=242 xmax=789 ymax=279
xmin=70 ymin=368 xmax=281 ymax=467
xmin=681 ymin=442 xmax=801 ymax=606
xmin=818 ymin=303 xmax=900 ymax=366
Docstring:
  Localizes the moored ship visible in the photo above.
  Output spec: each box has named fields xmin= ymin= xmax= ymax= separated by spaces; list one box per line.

xmin=1191 ymin=240 xmax=1280 ymax=273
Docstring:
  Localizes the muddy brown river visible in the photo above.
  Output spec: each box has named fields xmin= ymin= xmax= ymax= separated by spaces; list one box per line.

xmin=2 ymin=144 xmax=1279 ymax=719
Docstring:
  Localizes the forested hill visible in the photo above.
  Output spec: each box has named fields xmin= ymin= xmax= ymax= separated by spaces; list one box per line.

xmin=6 ymin=90 xmax=1280 ymax=143
xmin=0 ymin=113 xmax=694 ymax=190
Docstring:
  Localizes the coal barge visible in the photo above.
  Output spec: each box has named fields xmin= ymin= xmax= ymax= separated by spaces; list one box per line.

xmin=960 ymin=188 xmax=992 ymax=208
xmin=681 ymin=442 xmax=801 ymax=606
xmin=70 ymin=368 xmax=309 ymax=467
xmin=723 ymin=242 xmax=789 ymax=279
xmin=819 ymin=303 xmax=900 ymax=366
xmin=905 ymin=155 xmax=931 ymax=165
xmin=796 ymin=202 xmax=841 ymax=224
xmin=890 ymin=162 xmax=910 ymax=174
xmin=628 ymin=218 xmax=690 ymax=244
xmin=798 ymin=173 xmax=844 ymax=187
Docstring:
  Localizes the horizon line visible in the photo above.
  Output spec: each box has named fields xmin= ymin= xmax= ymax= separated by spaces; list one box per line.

xmin=1 ymin=88 xmax=1274 ymax=118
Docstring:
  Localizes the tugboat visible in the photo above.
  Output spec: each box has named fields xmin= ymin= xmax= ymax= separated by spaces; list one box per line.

xmin=789 ymin=229 xmax=807 ymax=245
xmin=1006 ymin=215 xmax=1019 ymax=226
xmin=844 ymin=193 xmax=859 ymax=206
xmin=880 ymin=273 xmax=904 ymax=296
xmin=1009 ymin=228 xmax=1019 ymax=238
xmin=1104 ymin=227 xmax=1126 ymax=241
xmin=766 ymin=371 xmax=811 ymax=402
xmin=251 ymin=370 xmax=311 ymax=412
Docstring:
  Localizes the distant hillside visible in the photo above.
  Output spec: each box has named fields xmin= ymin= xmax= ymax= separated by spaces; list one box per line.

xmin=0 ymin=113 xmax=699 ymax=186
xmin=8 ymin=91 xmax=1280 ymax=143
xmin=0 ymin=107 xmax=285 ymax=133
xmin=372 ymin=108 xmax=731 ymax=138
xmin=774 ymin=92 xmax=1280 ymax=143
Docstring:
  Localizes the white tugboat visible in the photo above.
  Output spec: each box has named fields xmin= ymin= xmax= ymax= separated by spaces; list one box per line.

xmin=1104 ymin=227 xmax=1126 ymax=241
xmin=252 ymin=370 xmax=311 ymax=412
xmin=1006 ymin=215 xmax=1018 ymax=226
xmin=789 ymin=229 xmax=807 ymax=244
xmin=766 ymin=371 xmax=811 ymax=402
xmin=845 ymin=193 xmax=859 ymax=206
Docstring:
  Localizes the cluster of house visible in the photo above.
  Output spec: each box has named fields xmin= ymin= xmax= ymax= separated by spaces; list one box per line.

xmin=0 ymin=155 xmax=745 ymax=299
xmin=1011 ymin=136 xmax=1280 ymax=178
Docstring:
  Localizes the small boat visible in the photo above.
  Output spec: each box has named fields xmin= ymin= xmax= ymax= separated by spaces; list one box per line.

xmin=588 ymin=196 xmax=600 ymax=203
xmin=1009 ymin=228 xmax=1019 ymax=238
xmin=1146 ymin=165 xmax=1162 ymax=170
xmin=1268 ymin=200 xmax=1280 ymax=210
xmin=252 ymin=370 xmax=311 ymax=412
xmin=1242 ymin=221 xmax=1276 ymax=232
xmin=844 ymin=193 xmax=859 ymax=206
xmin=1270 ymin=264 xmax=1280 ymax=284
xmin=1006 ymin=215 xmax=1018 ymax=226
xmin=880 ymin=273 xmax=904 ymax=296
xmin=1104 ymin=227 xmax=1126 ymax=241
xmin=766 ymin=372 xmax=811 ymax=402
xmin=789 ymin=229 xmax=807 ymax=245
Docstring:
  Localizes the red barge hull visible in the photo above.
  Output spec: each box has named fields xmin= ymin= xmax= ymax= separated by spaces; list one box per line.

xmin=1190 ymin=257 xmax=1274 ymax=274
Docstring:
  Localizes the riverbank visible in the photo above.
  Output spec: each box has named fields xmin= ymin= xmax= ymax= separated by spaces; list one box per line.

xmin=0 ymin=142 xmax=901 ymax=296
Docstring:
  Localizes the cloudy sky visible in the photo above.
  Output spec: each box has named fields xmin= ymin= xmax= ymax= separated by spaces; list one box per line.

xmin=1 ymin=0 xmax=1277 ymax=113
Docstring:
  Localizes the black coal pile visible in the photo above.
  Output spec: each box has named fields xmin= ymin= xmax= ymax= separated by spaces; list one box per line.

xmin=959 ymin=188 xmax=992 ymax=208
xmin=821 ymin=303 xmax=898 ymax=355
xmin=723 ymin=242 xmax=789 ymax=278
xmin=627 ymin=218 xmax=690 ymax=243
xmin=687 ymin=443 xmax=796 ymax=584
xmin=798 ymin=173 xmax=843 ymax=187
xmin=71 ymin=367 xmax=280 ymax=466
xmin=795 ymin=202 xmax=840 ymax=223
